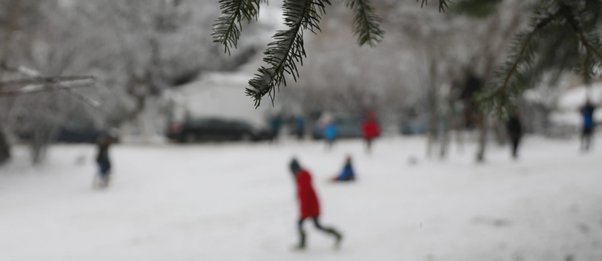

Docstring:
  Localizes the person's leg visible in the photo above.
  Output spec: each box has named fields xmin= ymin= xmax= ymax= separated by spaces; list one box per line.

xmin=326 ymin=139 xmax=333 ymax=150
xmin=99 ymin=162 xmax=111 ymax=187
xmin=581 ymin=128 xmax=589 ymax=151
xmin=511 ymin=136 xmax=519 ymax=159
xmin=588 ymin=128 xmax=596 ymax=148
xmin=515 ymin=136 xmax=523 ymax=157
xmin=296 ymin=218 xmax=307 ymax=249
xmin=585 ymin=129 xmax=593 ymax=151
xmin=104 ymin=169 xmax=111 ymax=186
xmin=312 ymin=218 xmax=342 ymax=247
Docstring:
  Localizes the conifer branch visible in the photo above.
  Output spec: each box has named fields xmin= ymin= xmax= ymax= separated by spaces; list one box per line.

xmin=246 ymin=0 xmax=331 ymax=107
xmin=478 ymin=10 xmax=559 ymax=116
xmin=562 ymin=6 xmax=602 ymax=63
xmin=418 ymin=0 xmax=450 ymax=12
xmin=345 ymin=0 xmax=384 ymax=46
xmin=212 ymin=0 xmax=262 ymax=55
xmin=561 ymin=3 xmax=602 ymax=84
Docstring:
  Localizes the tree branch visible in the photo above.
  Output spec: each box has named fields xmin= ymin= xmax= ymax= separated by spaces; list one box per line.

xmin=0 ymin=75 xmax=96 ymax=96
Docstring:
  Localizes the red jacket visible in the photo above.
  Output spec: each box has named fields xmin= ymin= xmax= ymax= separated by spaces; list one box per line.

xmin=295 ymin=169 xmax=320 ymax=218
xmin=362 ymin=120 xmax=380 ymax=140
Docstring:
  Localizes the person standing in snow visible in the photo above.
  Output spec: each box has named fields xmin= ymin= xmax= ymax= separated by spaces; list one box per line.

xmin=293 ymin=115 xmax=306 ymax=140
xmin=289 ymin=158 xmax=343 ymax=250
xmin=323 ymin=121 xmax=337 ymax=149
xmin=269 ymin=113 xmax=283 ymax=143
xmin=506 ymin=110 xmax=523 ymax=159
xmin=95 ymin=134 xmax=113 ymax=188
xmin=361 ymin=112 xmax=380 ymax=153
xmin=580 ymin=99 xmax=596 ymax=151
xmin=331 ymin=155 xmax=356 ymax=182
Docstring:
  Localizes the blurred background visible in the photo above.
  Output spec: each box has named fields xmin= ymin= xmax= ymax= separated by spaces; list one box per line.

xmin=0 ymin=1 xmax=601 ymax=261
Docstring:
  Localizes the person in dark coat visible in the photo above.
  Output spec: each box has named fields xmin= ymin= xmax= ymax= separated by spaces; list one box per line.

xmin=289 ymin=158 xmax=342 ymax=250
xmin=95 ymin=134 xmax=113 ymax=187
xmin=580 ymin=99 xmax=596 ymax=151
xmin=332 ymin=156 xmax=356 ymax=182
xmin=361 ymin=112 xmax=380 ymax=153
xmin=269 ymin=114 xmax=283 ymax=143
xmin=506 ymin=111 xmax=523 ymax=159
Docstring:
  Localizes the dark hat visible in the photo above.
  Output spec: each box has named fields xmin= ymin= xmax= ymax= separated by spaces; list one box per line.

xmin=289 ymin=158 xmax=301 ymax=173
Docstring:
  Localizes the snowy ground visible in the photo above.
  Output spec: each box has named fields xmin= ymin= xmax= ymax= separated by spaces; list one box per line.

xmin=1 ymin=136 xmax=601 ymax=261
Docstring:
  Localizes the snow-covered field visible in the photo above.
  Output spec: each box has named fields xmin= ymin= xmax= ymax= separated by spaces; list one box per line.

xmin=1 ymin=137 xmax=601 ymax=261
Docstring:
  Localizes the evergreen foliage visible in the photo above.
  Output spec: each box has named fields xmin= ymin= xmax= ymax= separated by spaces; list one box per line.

xmin=213 ymin=0 xmax=393 ymax=107
xmin=418 ymin=0 xmax=451 ymax=13
xmin=480 ymin=0 xmax=602 ymax=117
xmin=246 ymin=0 xmax=330 ymax=106
xmin=346 ymin=0 xmax=384 ymax=46
xmin=212 ymin=0 xmax=263 ymax=55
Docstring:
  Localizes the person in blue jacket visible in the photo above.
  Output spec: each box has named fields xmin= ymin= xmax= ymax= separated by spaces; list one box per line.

xmin=294 ymin=115 xmax=306 ymax=140
xmin=332 ymin=156 xmax=356 ymax=182
xmin=580 ymin=99 xmax=596 ymax=151
xmin=323 ymin=121 xmax=337 ymax=149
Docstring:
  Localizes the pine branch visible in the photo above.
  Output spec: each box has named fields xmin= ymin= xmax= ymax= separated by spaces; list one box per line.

xmin=562 ymin=5 xmax=602 ymax=62
xmin=345 ymin=0 xmax=384 ymax=46
xmin=212 ymin=0 xmax=262 ymax=55
xmin=246 ymin=0 xmax=331 ymax=107
xmin=478 ymin=9 xmax=560 ymax=116
xmin=418 ymin=0 xmax=451 ymax=12
xmin=561 ymin=4 xmax=602 ymax=85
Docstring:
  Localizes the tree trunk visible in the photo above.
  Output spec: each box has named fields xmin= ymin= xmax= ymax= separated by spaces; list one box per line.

xmin=475 ymin=113 xmax=488 ymax=163
xmin=29 ymin=125 xmax=54 ymax=165
xmin=439 ymin=99 xmax=452 ymax=159
xmin=0 ymin=128 xmax=10 ymax=165
xmin=426 ymin=60 xmax=439 ymax=158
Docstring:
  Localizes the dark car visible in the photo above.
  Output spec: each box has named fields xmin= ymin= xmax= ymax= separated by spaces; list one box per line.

xmin=167 ymin=118 xmax=273 ymax=143
xmin=55 ymin=127 xmax=104 ymax=143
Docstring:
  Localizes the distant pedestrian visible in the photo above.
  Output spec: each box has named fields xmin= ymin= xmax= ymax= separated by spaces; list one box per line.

xmin=95 ymin=134 xmax=113 ymax=188
xmin=270 ymin=114 xmax=283 ymax=142
xmin=289 ymin=158 xmax=343 ymax=250
xmin=323 ymin=121 xmax=337 ymax=149
xmin=361 ymin=112 xmax=380 ymax=153
xmin=294 ymin=115 xmax=306 ymax=140
xmin=506 ymin=111 xmax=523 ymax=159
xmin=332 ymin=156 xmax=356 ymax=182
xmin=580 ymin=99 xmax=596 ymax=151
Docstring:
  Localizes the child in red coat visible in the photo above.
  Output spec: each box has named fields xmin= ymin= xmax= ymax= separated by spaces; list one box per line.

xmin=361 ymin=112 xmax=380 ymax=153
xmin=289 ymin=158 xmax=343 ymax=250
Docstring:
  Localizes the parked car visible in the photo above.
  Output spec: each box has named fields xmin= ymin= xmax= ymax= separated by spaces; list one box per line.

xmin=167 ymin=118 xmax=273 ymax=143
xmin=55 ymin=127 xmax=104 ymax=143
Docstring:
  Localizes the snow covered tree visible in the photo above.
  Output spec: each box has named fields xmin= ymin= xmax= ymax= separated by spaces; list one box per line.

xmin=478 ymin=0 xmax=602 ymax=116
xmin=0 ymin=0 xmax=95 ymax=164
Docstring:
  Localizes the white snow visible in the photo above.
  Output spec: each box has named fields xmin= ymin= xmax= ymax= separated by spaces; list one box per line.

xmin=1 ymin=137 xmax=601 ymax=261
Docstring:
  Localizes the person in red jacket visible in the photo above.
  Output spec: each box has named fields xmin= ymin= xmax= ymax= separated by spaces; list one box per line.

xmin=289 ymin=158 xmax=343 ymax=250
xmin=361 ymin=112 xmax=380 ymax=153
